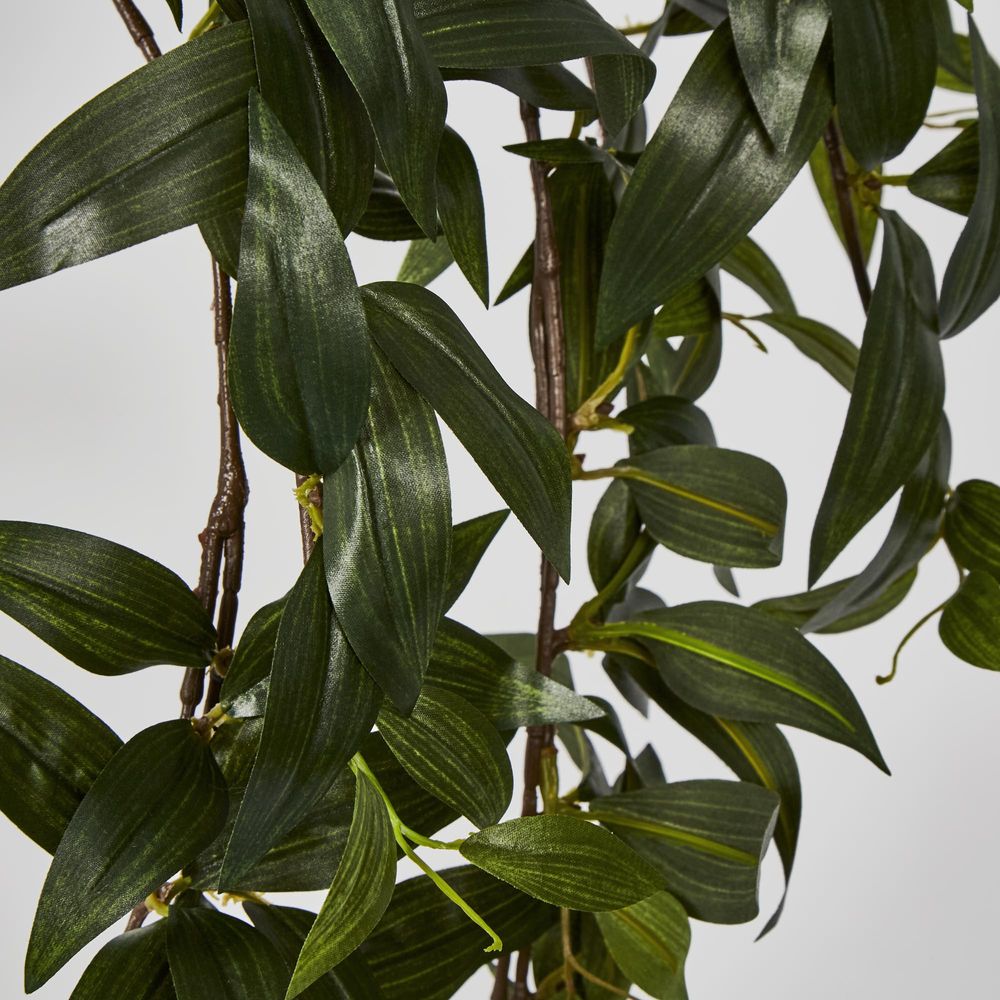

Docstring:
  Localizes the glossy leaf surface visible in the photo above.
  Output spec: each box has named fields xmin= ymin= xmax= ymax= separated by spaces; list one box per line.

xmin=438 ymin=127 xmax=489 ymax=302
xmin=69 ymin=923 xmax=174 ymax=1000
xmin=939 ymin=571 xmax=1000 ymax=670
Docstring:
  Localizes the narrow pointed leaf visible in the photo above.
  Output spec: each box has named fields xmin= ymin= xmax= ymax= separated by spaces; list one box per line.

xmin=363 ymin=281 xmax=572 ymax=579
xmin=288 ymin=769 xmax=396 ymax=997
xmin=620 ymin=445 xmax=787 ymax=568
xmin=462 ymin=814 xmax=664 ymax=910
xmin=219 ymin=598 xmax=286 ymax=716
xmin=445 ymin=510 xmax=509 ymax=611
xmin=940 ymin=21 xmax=1000 ymax=336
xmin=939 ymin=570 xmax=1000 ymax=670
xmin=442 ymin=65 xmax=597 ymax=114
xmin=324 ymin=350 xmax=451 ymax=712
xmin=603 ymin=602 xmax=887 ymax=768
xmin=596 ymin=22 xmax=831 ymax=345
xmin=166 ymin=0 xmax=183 ymax=29
xmin=730 ymin=0 xmax=831 ymax=149
xmin=587 ymin=781 xmax=779 ymax=924
xmin=220 ymin=551 xmax=379 ymax=887
xmin=167 ymin=908 xmax=288 ymax=1000
xmin=590 ymin=48 xmax=657 ymax=138
xmin=305 ymin=0 xmax=446 ymax=235
xmin=751 ymin=313 xmax=858 ymax=391
xmin=720 ymin=237 xmax=796 ymax=314
xmin=588 ymin=480 xmax=642 ymax=592
xmin=228 ymin=91 xmax=370 ymax=475
xmin=438 ymin=127 xmax=489 ymax=303
xmin=596 ymin=892 xmax=690 ymax=1000
xmin=505 ymin=139 xmax=613 ymax=167
xmin=909 ymin=122 xmax=979 ymax=216
xmin=0 ymin=24 xmax=255 ymax=291
xmin=0 ymin=521 xmax=214 ymax=675
xmin=945 ymin=479 xmax=1000 ymax=577
xmin=200 ymin=211 xmax=243 ymax=278
xmin=0 ymin=655 xmax=121 ymax=853
xmin=70 ymin=923 xmax=174 ymax=1000
xmin=379 ymin=686 xmax=513 ymax=827
xmin=25 ymin=721 xmax=229 ymax=991
xmin=810 ymin=211 xmax=943 ymax=584
xmin=398 ymin=238 xmax=454 ymax=287
xmin=356 ymin=172 xmax=428 ymax=241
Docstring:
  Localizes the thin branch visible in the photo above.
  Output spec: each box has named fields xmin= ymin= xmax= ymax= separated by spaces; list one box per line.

xmin=110 ymin=0 xmax=161 ymax=61
xmin=491 ymin=957 xmax=511 ymax=1000
xmin=822 ymin=119 xmax=873 ymax=312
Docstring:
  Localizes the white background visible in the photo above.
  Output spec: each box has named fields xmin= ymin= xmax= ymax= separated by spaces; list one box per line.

xmin=1 ymin=2 xmax=999 ymax=998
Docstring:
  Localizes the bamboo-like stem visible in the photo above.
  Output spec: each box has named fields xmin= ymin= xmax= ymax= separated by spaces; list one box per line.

xmin=110 ymin=0 xmax=161 ymax=61
xmin=822 ymin=119 xmax=873 ymax=312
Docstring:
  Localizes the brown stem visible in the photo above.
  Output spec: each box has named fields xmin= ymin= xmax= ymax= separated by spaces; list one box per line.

xmin=822 ymin=119 xmax=873 ymax=312
xmin=181 ymin=262 xmax=249 ymax=719
xmin=110 ymin=0 xmax=162 ymax=61
xmin=491 ymin=956 xmax=511 ymax=1000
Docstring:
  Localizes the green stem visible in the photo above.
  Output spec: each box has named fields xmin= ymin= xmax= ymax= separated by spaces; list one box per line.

xmin=571 ymin=531 xmax=655 ymax=628
xmin=572 ymin=325 xmax=641 ymax=435
xmin=189 ymin=1 xmax=222 ymax=38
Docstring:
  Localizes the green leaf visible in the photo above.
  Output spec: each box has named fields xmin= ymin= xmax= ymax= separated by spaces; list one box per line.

xmin=619 ymin=445 xmax=787 ymax=568
xmin=305 ymin=0 xmax=446 ymax=235
xmin=442 ymin=65 xmax=597 ymax=115
xmin=220 ymin=551 xmax=379 ymax=887
xmin=940 ymin=21 xmax=1000 ymax=336
xmin=0 ymin=521 xmax=215 ymax=676
xmin=602 ymin=602 xmax=887 ymax=769
xmin=596 ymin=892 xmax=690 ymax=1000
xmin=909 ymin=123 xmax=979 ymax=216
xmin=324 ymin=349 xmax=451 ymax=713
xmin=945 ymin=479 xmax=1000 ymax=577
xmin=70 ymin=923 xmax=174 ymax=1000
xmin=288 ymin=769 xmax=396 ymax=998
xmin=438 ymin=127 xmax=489 ymax=303
xmin=652 ymin=274 xmax=720 ymax=341
xmin=378 ymin=686 xmax=513 ymax=828
xmin=166 ymin=0 xmax=183 ymax=29
xmin=504 ymin=138 xmax=613 ymax=167
xmin=219 ymin=598 xmax=286 ymax=716
xmin=398 ymin=238 xmax=455 ymax=287
xmin=939 ymin=571 xmax=1000 ymax=670
xmin=426 ymin=620 xmax=604 ymax=729
xmin=803 ymin=420 xmax=951 ymax=633
xmin=356 ymin=171 xmax=427 ymax=241
xmin=637 ymin=326 xmax=722 ymax=402
xmin=589 ymin=49 xmax=657 ymax=138
xmin=363 ymin=281 xmax=572 ymax=579
xmin=0 ymin=655 xmax=121 ymax=854
xmin=809 ymin=212 xmax=944 ymax=584
xmin=445 ymin=510 xmax=509 ymax=611
xmin=25 ymin=721 xmax=229 ymax=991
xmin=830 ymin=0 xmax=937 ymax=169
xmin=720 ymin=237 xmax=797 ymax=314
xmin=750 ymin=313 xmax=858 ymax=391
xmin=243 ymin=0 xmax=375 ymax=233
xmin=730 ymin=0 xmax=831 ymax=150
xmin=596 ymin=21 xmax=831 ymax=345
xmin=462 ymin=814 xmax=664 ymax=910
xmin=0 ymin=24 xmax=255 ymax=291
xmin=228 ymin=91 xmax=370 ymax=476
xmin=587 ymin=781 xmax=779 ymax=924
xmin=620 ymin=399 xmax=715 ymax=454
xmin=200 ymin=211 xmax=243 ymax=278
xmin=247 ymin=903 xmax=385 ymax=999
xmin=588 ymin=480 xmax=642 ymax=593
xmin=167 ymin=907 xmax=289 ymax=1000
xmin=361 ymin=865 xmax=556 ymax=1000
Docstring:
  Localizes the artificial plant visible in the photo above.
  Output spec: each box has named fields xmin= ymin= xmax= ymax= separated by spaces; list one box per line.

xmin=0 ymin=0 xmax=998 ymax=998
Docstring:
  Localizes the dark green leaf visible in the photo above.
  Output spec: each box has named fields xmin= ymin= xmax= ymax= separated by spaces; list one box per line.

xmin=589 ymin=49 xmax=657 ymax=138
xmin=909 ymin=122 xmax=979 ymax=215
xmin=200 ymin=211 xmax=243 ymax=279
xmin=25 ymin=721 xmax=229 ymax=991
xmin=219 ymin=598 xmax=286 ymax=716
xmin=940 ymin=21 xmax=1000 ymax=336
xmin=809 ymin=212 xmax=943 ymax=584
xmin=934 ymin=2 xmax=974 ymax=92
xmin=379 ymin=686 xmax=513 ymax=828
xmin=445 ymin=510 xmax=509 ymax=611
xmin=167 ymin=907 xmax=288 ymax=1000
xmin=426 ymin=620 xmax=603 ymax=729
xmin=804 ymin=420 xmax=951 ymax=632
xmin=220 ymin=551 xmax=379 ymax=887
xmin=363 ymin=281 xmax=572 ymax=579
xmin=621 ymin=398 xmax=716 ymax=453
xmin=730 ymin=0 xmax=831 ymax=150
xmin=166 ymin=0 xmax=183 ymax=29
xmin=945 ymin=479 xmax=1000 ymax=578
xmin=939 ymin=570 xmax=1000 ymax=670
xmin=637 ymin=325 xmax=722 ymax=402
xmin=751 ymin=313 xmax=858 ymax=390
xmin=620 ymin=445 xmax=787 ymax=568
xmin=495 ymin=243 xmax=534 ymax=305
xmin=596 ymin=22 xmax=831 ymax=345
xmin=356 ymin=172 xmax=427 ymax=241
xmin=596 ymin=892 xmax=690 ymax=1000
xmin=587 ymin=781 xmax=779 ymax=924
xmin=305 ymin=0 xmax=446 ymax=235
xmin=720 ymin=236 xmax=797 ymax=314
xmin=577 ymin=912 xmax=634 ymax=1000
xmin=588 ymin=480 xmax=642 ymax=592
xmin=0 ymin=521 xmax=214 ymax=675
xmin=289 ymin=769 xmax=396 ymax=997
xmin=228 ymin=91 xmax=370 ymax=476
xmin=461 ymin=814 xmax=664 ymax=910
xmin=324 ymin=349 xmax=451 ymax=713
xmin=438 ymin=127 xmax=489 ymax=302
xmin=603 ymin=602 xmax=887 ymax=768
xmin=0 ymin=24 xmax=255 ymax=291
xmin=652 ymin=274 xmax=720 ymax=341
xmin=397 ymin=238 xmax=454 ymax=287
xmin=361 ymin=865 xmax=556 ymax=1000
xmin=70 ymin=923 xmax=174 ymax=1000
xmin=0 ymin=655 xmax=121 ymax=853
xmin=442 ymin=65 xmax=597 ymax=114
xmin=504 ymin=138 xmax=612 ymax=166
xmin=243 ymin=0 xmax=375 ymax=232
xmin=830 ymin=0 xmax=937 ymax=169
